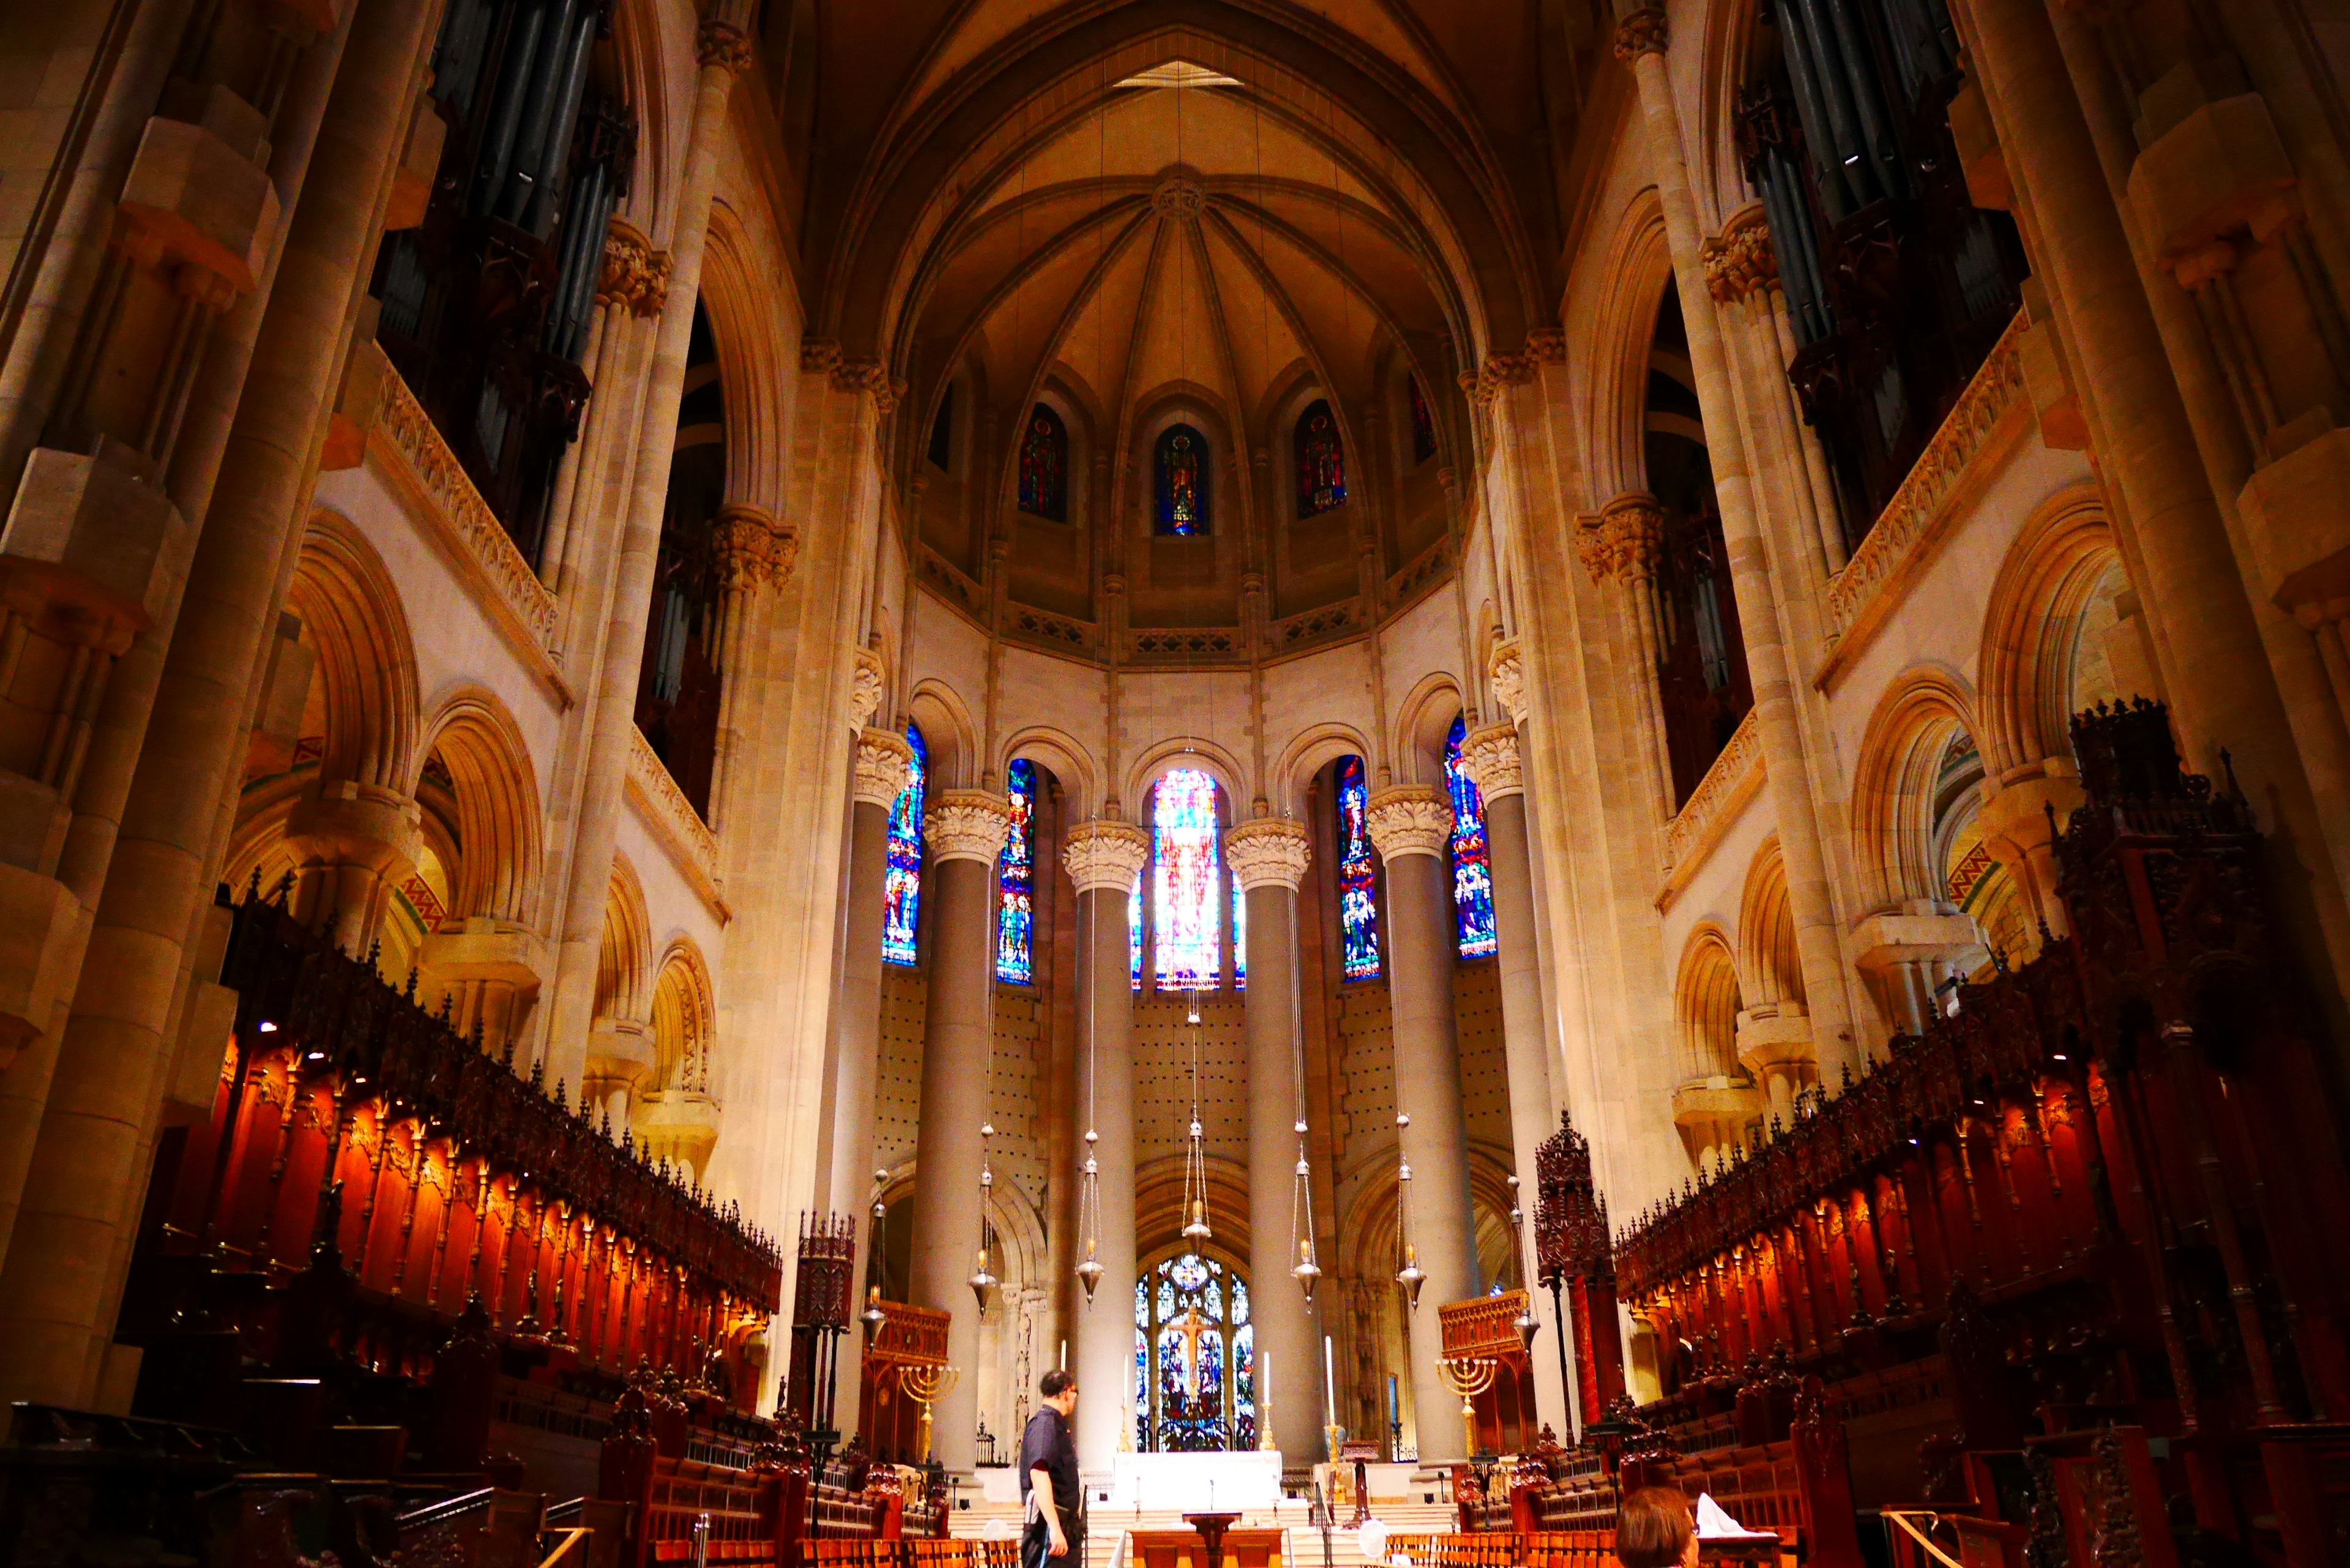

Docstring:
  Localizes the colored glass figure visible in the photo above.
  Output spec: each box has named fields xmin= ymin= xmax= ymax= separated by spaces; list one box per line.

xmin=1337 ymin=755 xmax=1380 ymax=980
xmin=1152 ymin=769 xmax=1222 ymax=990
xmin=1233 ymin=1322 xmax=1256 ymax=1452
xmin=1155 ymin=424 xmax=1210 ymax=535
xmin=1130 ymin=870 xmax=1143 ymax=991
xmin=1446 ymin=717 xmax=1498 ymax=958
xmin=1409 ymin=375 xmax=1438 ymax=464
xmin=1294 ymin=398 xmax=1347 ymax=517
xmin=997 ymin=758 xmax=1036 ymax=983
xmin=1231 ymin=872 xmax=1247 ymax=991
xmin=882 ymin=722 xmax=928 ymax=965
xmin=1138 ymin=1253 xmax=1247 ymax=1451
xmin=1018 ymin=403 xmax=1067 ymax=521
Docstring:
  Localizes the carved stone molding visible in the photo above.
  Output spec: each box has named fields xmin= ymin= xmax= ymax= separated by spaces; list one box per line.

xmin=1062 ymin=819 xmax=1151 ymax=894
xmin=928 ymin=789 xmax=1012 ymax=864
xmin=832 ymin=357 xmax=894 ymax=412
xmin=629 ymin=727 xmax=722 ymax=908
xmin=1613 ymin=7 xmax=1669 ymax=60
xmin=1578 ymin=493 xmax=1665 ymax=584
xmin=852 ymin=726 xmax=916 ymax=808
xmin=1662 ymin=706 xmax=1763 ymax=876
xmin=800 ymin=339 xmax=842 ymax=376
xmin=1226 ymin=819 xmax=1311 ymax=892
xmin=712 ymin=503 xmax=797 ymax=593
xmin=851 ymin=646 xmax=888 ymax=729
xmin=1458 ymin=723 xmax=1524 ymax=801
xmin=599 ymin=220 xmax=666 ymax=316
xmin=1701 ymin=206 xmax=1777 ymax=303
xmin=695 ymin=19 xmax=755 ymax=76
xmin=1524 ymin=329 xmax=1567 ymax=365
xmin=1366 ymin=785 xmax=1451 ymax=860
xmin=1488 ymin=638 xmax=1527 ymax=726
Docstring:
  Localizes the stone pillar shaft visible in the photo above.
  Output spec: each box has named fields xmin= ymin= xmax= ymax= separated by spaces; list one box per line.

xmin=1231 ymin=818 xmax=1317 ymax=1461
xmin=1368 ymin=786 xmax=1477 ymax=1463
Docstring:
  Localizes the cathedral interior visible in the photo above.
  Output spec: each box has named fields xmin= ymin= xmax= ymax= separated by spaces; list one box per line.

xmin=4 ymin=0 xmax=2350 ymax=1564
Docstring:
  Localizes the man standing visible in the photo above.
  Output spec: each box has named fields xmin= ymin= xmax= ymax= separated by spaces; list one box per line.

xmin=1021 ymin=1370 xmax=1083 ymax=1568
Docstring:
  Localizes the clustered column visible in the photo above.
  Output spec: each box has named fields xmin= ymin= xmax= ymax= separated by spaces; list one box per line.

xmin=905 ymin=786 xmax=1010 ymax=1471
xmin=1227 ymin=816 xmax=1319 ymax=1461
xmin=1060 ymin=818 xmax=1150 ymax=1473
xmin=1365 ymin=784 xmax=1478 ymax=1462
xmin=1576 ymin=494 xmax=1674 ymax=812
xmin=1456 ymin=722 xmax=1570 ymax=1439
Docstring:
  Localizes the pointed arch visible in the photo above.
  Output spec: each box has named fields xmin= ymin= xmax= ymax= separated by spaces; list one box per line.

xmin=596 ymin=856 xmax=653 ymax=1025
xmin=1674 ymin=924 xmax=1743 ymax=1081
xmin=1736 ymin=837 xmax=1805 ymax=1014
xmin=650 ymin=938 xmax=717 ymax=1094
xmin=1977 ymin=485 xmax=2125 ymax=778
xmin=1851 ymin=667 xmax=1982 ymax=912
xmin=1581 ymin=193 xmax=1675 ymax=504
xmin=416 ymin=685 xmax=544 ymax=925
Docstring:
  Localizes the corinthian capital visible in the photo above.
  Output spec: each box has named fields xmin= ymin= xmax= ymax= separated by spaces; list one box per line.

xmin=1062 ymin=819 xmax=1151 ymax=894
xmin=927 ymin=790 xmax=1012 ymax=864
xmin=852 ymin=727 xmax=915 ymax=808
xmin=1458 ymin=723 xmax=1524 ymax=801
xmin=1701 ymin=206 xmax=1778 ymax=304
xmin=1366 ymin=786 xmax=1451 ymax=861
xmin=1488 ymin=638 xmax=1528 ymax=727
xmin=712 ymin=504 xmax=793 ymax=593
xmin=695 ymin=19 xmax=755 ymax=77
xmin=1226 ymin=819 xmax=1311 ymax=892
xmin=1578 ymin=493 xmax=1666 ymax=584
xmin=851 ymin=646 xmax=889 ymax=730
xmin=1613 ymin=7 xmax=1669 ymax=61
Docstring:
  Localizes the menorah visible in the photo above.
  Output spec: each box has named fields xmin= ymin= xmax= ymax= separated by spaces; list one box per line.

xmin=1435 ymin=1357 xmax=1496 ymax=1460
xmin=898 ymin=1363 xmax=960 ymax=1465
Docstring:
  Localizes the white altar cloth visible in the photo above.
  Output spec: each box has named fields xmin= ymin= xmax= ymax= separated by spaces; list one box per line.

xmin=1104 ymin=1451 xmax=1283 ymax=1512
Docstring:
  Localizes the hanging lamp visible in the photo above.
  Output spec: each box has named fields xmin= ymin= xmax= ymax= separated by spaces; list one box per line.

xmin=1395 ymin=1111 xmax=1425 ymax=1309
xmin=971 ymin=1122 xmax=1000 ymax=1317
xmin=1289 ymin=1018 xmax=1321 ymax=1304
xmin=1181 ymin=1001 xmax=1213 ymax=1243
xmin=1507 ymin=1174 xmax=1539 ymax=1351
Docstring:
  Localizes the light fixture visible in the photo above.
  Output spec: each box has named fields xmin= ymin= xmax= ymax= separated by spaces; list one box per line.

xmin=258 ymin=1020 xmax=277 ymax=1033
xmin=1180 ymin=1006 xmax=1212 ymax=1243
xmin=1076 ymin=1129 xmax=1104 ymax=1305
xmin=1289 ymin=998 xmax=1321 ymax=1305
xmin=1395 ymin=1112 xmax=1425 ymax=1309
xmin=971 ymin=1122 xmax=999 ymax=1316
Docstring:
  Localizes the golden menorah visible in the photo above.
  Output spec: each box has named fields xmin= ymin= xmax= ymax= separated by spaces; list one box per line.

xmin=897 ymin=1363 xmax=960 ymax=1465
xmin=1436 ymin=1357 xmax=1496 ymax=1459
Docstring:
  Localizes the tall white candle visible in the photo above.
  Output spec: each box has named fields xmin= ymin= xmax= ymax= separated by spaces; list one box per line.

xmin=1323 ymin=1334 xmax=1336 ymax=1423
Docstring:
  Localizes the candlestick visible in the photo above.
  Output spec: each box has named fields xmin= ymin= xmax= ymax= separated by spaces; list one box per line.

xmin=1323 ymin=1334 xmax=1336 ymax=1424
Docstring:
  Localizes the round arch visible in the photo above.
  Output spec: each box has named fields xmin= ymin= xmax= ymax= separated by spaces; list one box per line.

xmin=1977 ymin=485 xmax=2126 ymax=780
xmin=1674 ymin=924 xmax=1742 ymax=1082
xmin=290 ymin=510 xmax=420 ymax=793
xmin=416 ymin=684 xmax=544 ymax=925
xmin=1850 ymin=666 xmax=1982 ymax=913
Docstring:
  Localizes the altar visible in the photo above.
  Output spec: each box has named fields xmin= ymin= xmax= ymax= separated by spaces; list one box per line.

xmin=1104 ymin=1451 xmax=1285 ymax=1512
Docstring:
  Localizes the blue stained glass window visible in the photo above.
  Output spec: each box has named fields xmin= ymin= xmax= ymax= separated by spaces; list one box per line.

xmin=1139 ymin=1253 xmax=1249 ymax=1452
xmin=1231 ymin=873 xmax=1247 ymax=991
xmin=1295 ymin=398 xmax=1347 ymax=517
xmin=1130 ymin=871 xmax=1143 ymax=991
xmin=1337 ymin=755 xmax=1380 ymax=980
xmin=1152 ymin=770 xmax=1221 ymax=990
xmin=1446 ymin=716 xmax=1498 ymax=958
xmin=996 ymin=758 xmax=1036 ymax=983
xmin=882 ymin=723 xmax=927 ymax=965
xmin=1155 ymin=425 xmax=1210 ymax=536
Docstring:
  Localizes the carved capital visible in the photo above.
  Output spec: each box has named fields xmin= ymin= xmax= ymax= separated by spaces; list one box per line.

xmin=1458 ymin=722 xmax=1524 ymax=801
xmin=1524 ymin=329 xmax=1567 ymax=365
xmin=852 ymin=726 xmax=916 ymax=808
xmin=695 ymin=19 xmax=755 ymax=77
xmin=1701 ymin=207 xmax=1777 ymax=303
xmin=1484 ymin=353 xmax=1535 ymax=389
xmin=1226 ymin=819 xmax=1311 ymax=893
xmin=851 ymin=646 xmax=889 ymax=730
xmin=1578 ymin=493 xmax=1665 ymax=584
xmin=712 ymin=503 xmax=793 ymax=592
xmin=1613 ymin=7 xmax=1669 ymax=61
xmin=927 ymin=789 xmax=1012 ymax=865
xmin=1365 ymin=785 xmax=1451 ymax=860
xmin=599 ymin=219 xmax=660 ymax=313
xmin=1062 ymin=819 xmax=1151 ymax=894
xmin=1488 ymin=638 xmax=1528 ymax=726
xmin=638 ymin=249 xmax=673 ymax=317
xmin=800 ymin=339 xmax=843 ymax=376
xmin=832 ymin=357 xmax=893 ymax=411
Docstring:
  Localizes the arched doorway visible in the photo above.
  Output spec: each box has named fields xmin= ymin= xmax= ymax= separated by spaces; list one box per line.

xmin=1133 ymin=1252 xmax=1255 ymax=1452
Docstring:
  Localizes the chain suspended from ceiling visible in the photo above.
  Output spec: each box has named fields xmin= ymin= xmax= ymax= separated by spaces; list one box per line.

xmin=1181 ymin=996 xmax=1212 ymax=1245
xmin=1395 ymin=1110 xmax=1425 ymax=1309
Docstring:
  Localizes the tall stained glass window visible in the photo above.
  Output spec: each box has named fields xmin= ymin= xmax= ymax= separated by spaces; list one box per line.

xmin=1231 ymin=874 xmax=1247 ymax=991
xmin=1408 ymin=375 xmax=1438 ymax=464
xmin=1133 ymin=1253 xmax=1253 ymax=1450
xmin=1155 ymin=425 xmax=1209 ymax=536
xmin=1446 ymin=717 xmax=1498 ymax=958
xmin=997 ymin=758 xmax=1036 ymax=983
xmin=1294 ymin=398 xmax=1347 ymax=518
xmin=1152 ymin=769 xmax=1222 ymax=990
xmin=1129 ymin=871 xmax=1143 ymax=991
xmin=882 ymin=722 xmax=927 ymax=965
xmin=1337 ymin=755 xmax=1380 ymax=980
xmin=1018 ymin=403 xmax=1067 ymax=521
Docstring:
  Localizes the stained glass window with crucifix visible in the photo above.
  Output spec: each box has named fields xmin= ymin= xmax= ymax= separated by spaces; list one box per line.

xmin=1132 ymin=1253 xmax=1253 ymax=1451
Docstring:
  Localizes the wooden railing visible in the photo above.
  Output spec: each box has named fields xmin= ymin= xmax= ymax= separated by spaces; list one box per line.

xmin=121 ymin=887 xmax=783 ymax=1444
xmin=1439 ymin=1291 xmax=1531 ymax=1360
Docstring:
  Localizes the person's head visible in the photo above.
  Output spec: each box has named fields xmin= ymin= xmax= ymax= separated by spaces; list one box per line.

xmin=1040 ymin=1368 xmax=1078 ymax=1413
xmin=1616 ymin=1487 xmax=1696 ymax=1568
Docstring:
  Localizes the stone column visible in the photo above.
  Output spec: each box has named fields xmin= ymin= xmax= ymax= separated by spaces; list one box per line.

xmin=1227 ymin=817 xmax=1318 ymax=1462
xmin=0 ymin=0 xmax=442 ymax=1409
xmin=1576 ymin=495 xmax=1676 ymax=811
xmin=1062 ymin=819 xmax=1150 ymax=1473
xmin=1365 ymin=785 xmax=1477 ymax=1463
xmin=542 ymin=15 xmax=755 ymax=1091
xmin=1456 ymin=722 xmax=1569 ymax=1440
xmin=906 ymin=788 xmax=1010 ymax=1472
xmin=1613 ymin=8 xmax=1857 ymax=1082
xmin=826 ymin=723 xmax=913 ymax=1438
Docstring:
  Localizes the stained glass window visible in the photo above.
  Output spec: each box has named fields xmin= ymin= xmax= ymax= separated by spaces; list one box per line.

xmin=882 ymin=722 xmax=927 ymax=965
xmin=1018 ymin=403 xmax=1067 ymax=521
xmin=996 ymin=758 xmax=1035 ymax=983
xmin=1446 ymin=717 xmax=1498 ymax=958
xmin=1294 ymin=398 xmax=1346 ymax=517
xmin=1152 ymin=769 xmax=1221 ymax=990
xmin=1231 ymin=873 xmax=1247 ymax=991
xmin=1129 ymin=871 xmax=1143 ymax=991
xmin=1135 ymin=1253 xmax=1252 ymax=1450
xmin=1408 ymin=375 xmax=1437 ymax=465
xmin=1337 ymin=755 xmax=1380 ymax=980
xmin=1155 ymin=424 xmax=1209 ymax=536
